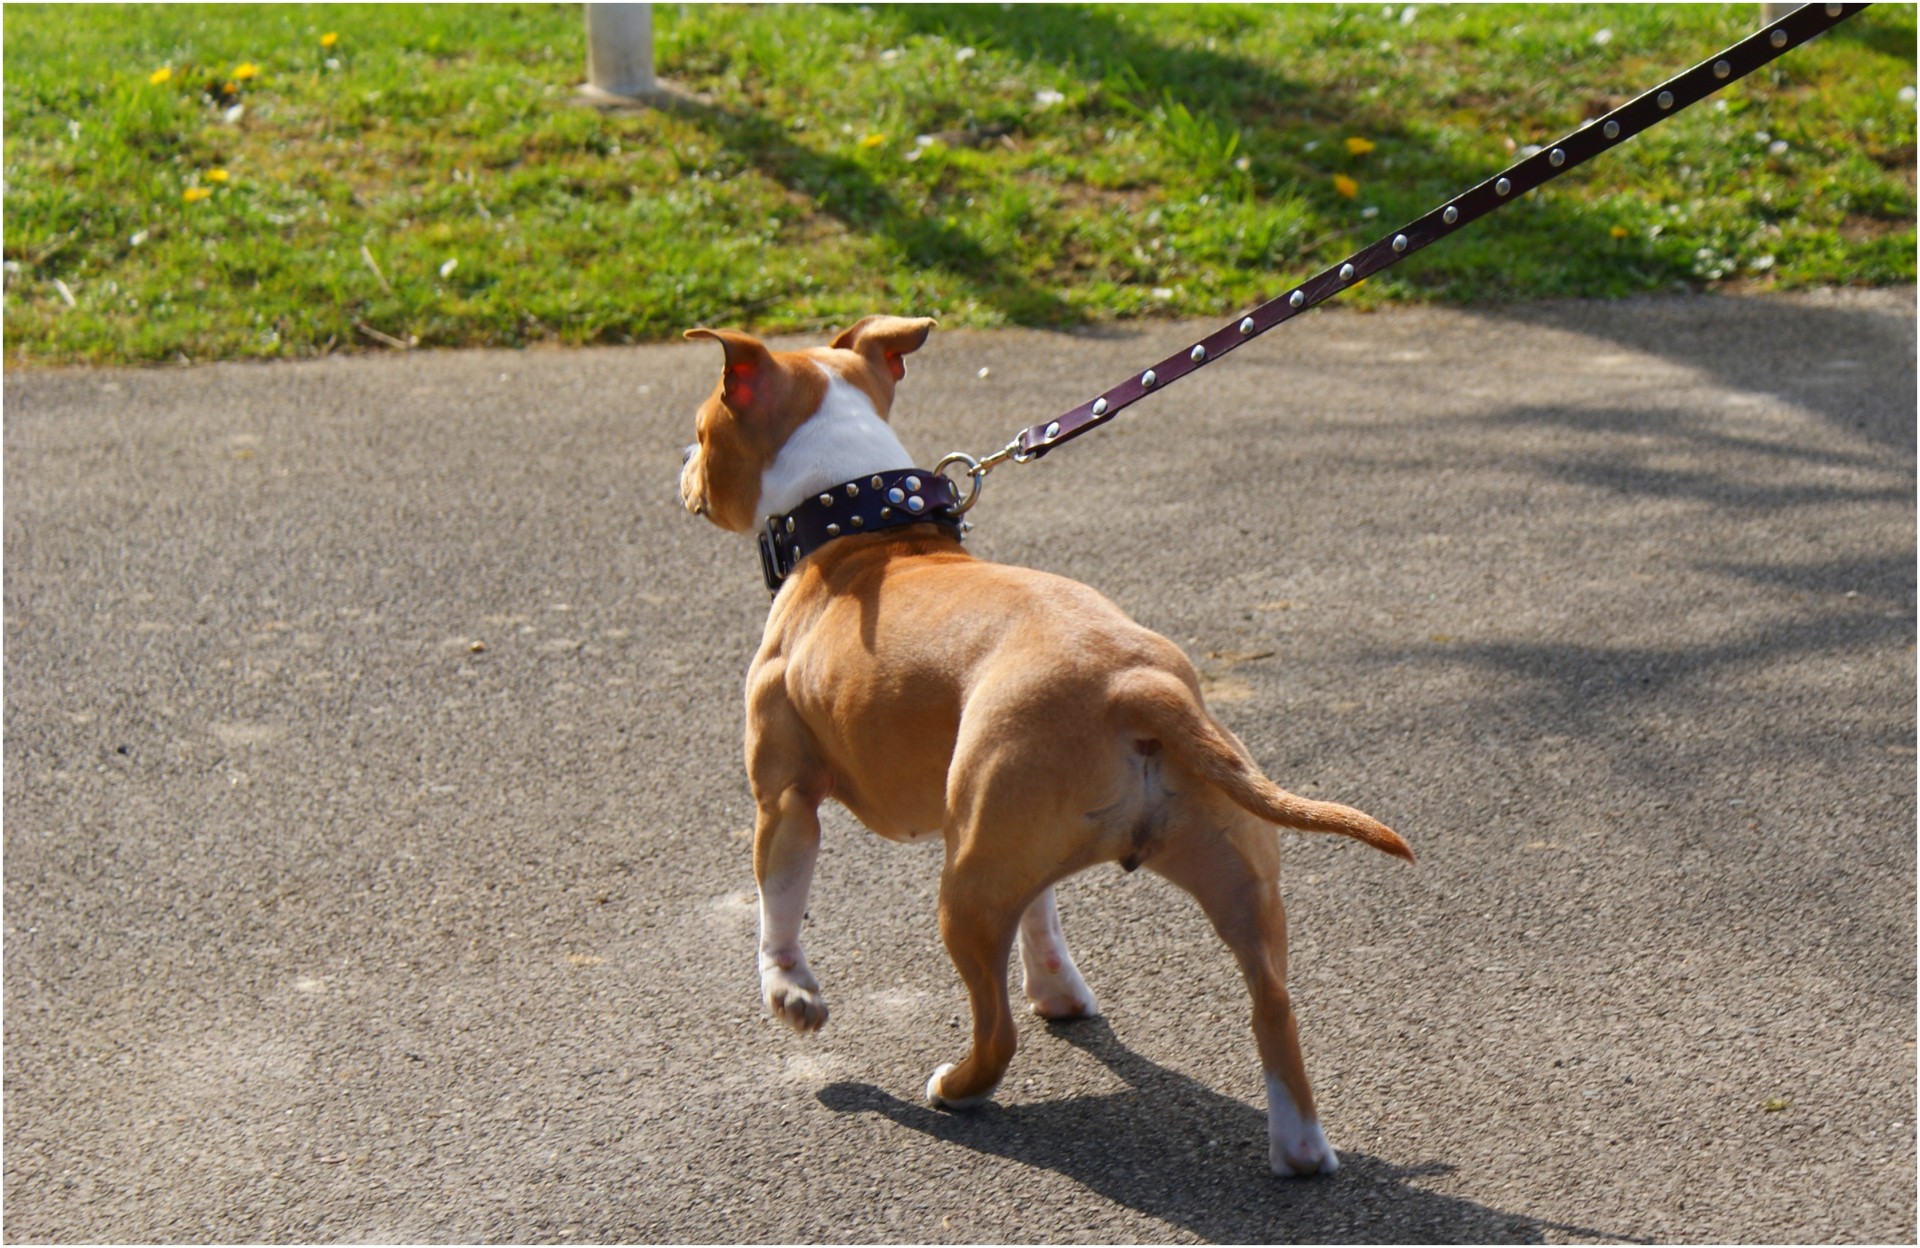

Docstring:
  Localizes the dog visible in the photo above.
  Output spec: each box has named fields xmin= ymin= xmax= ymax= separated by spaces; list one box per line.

xmin=678 ymin=314 xmax=1413 ymax=1176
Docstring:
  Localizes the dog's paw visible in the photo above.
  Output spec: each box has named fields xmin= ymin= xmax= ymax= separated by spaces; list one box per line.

xmin=1268 ymin=1121 xmax=1339 ymax=1178
xmin=1021 ymin=956 xmax=1098 ymax=1020
xmin=924 ymin=1062 xmax=997 ymax=1111
xmin=1025 ymin=985 xmax=1099 ymax=1021
xmin=762 ymin=968 xmax=829 ymax=1033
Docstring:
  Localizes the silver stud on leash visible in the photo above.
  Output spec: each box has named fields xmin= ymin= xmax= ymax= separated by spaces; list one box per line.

xmin=1190 ymin=345 xmax=1207 ymax=362
xmin=1443 ymin=205 xmax=1459 ymax=225
xmin=1239 ymin=317 xmax=1255 ymax=335
xmin=1141 ymin=369 xmax=1157 ymax=388
xmin=1658 ymin=90 xmax=1674 ymax=109
xmin=1826 ymin=3 xmax=1841 ymax=15
xmin=1392 ymin=234 xmax=1408 ymax=252
xmin=1091 ymin=397 xmax=1108 ymax=416
xmin=1044 ymin=421 xmax=1060 ymax=441
xmin=1339 ymin=262 xmax=1356 ymax=281
xmin=1496 ymin=177 xmax=1512 ymax=196
xmin=1549 ymin=148 xmax=1565 ymax=167
xmin=1713 ymin=59 xmax=1731 ymax=79
xmin=1603 ymin=120 xmax=1621 ymax=140
xmin=1289 ymin=290 xmax=1305 ymax=308
xmin=1770 ymin=28 xmax=1788 ymax=47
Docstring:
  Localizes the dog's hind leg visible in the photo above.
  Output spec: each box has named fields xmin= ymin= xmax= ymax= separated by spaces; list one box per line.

xmin=1147 ymin=806 xmax=1339 ymax=1177
xmin=1018 ymin=887 xmax=1098 ymax=1020
xmin=925 ymin=852 xmax=1026 ymax=1109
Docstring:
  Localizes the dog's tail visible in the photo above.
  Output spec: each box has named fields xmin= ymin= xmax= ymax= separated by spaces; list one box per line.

xmin=1117 ymin=670 xmax=1415 ymax=863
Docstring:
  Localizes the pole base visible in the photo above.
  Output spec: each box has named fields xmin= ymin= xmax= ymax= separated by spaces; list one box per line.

xmin=576 ymin=79 xmax=700 ymax=112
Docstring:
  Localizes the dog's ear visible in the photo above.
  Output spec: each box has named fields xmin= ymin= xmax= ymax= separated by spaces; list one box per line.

xmin=831 ymin=315 xmax=937 ymax=381
xmin=685 ymin=327 xmax=778 ymax=417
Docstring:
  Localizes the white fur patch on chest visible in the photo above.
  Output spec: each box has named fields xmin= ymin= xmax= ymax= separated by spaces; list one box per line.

xmin=759 ymin=372 xmax=915 ymax=517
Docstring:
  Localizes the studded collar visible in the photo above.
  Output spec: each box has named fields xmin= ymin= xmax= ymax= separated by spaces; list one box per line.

xmin=756 ymin=467 xmax=963 ymax=595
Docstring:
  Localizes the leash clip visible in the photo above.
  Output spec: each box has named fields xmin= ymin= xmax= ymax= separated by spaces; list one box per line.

xmin=935 ymin=436 xmax=1033 ymax=517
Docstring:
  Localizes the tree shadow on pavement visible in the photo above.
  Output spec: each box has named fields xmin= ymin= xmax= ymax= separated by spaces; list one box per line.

xmin=1476 ymin=297 xmax=1918 ymax=458
xmin=819 ymin=1018 xmax=1639 ymax=1244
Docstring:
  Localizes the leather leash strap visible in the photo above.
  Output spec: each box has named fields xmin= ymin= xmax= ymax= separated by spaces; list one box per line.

xmin=1009 ymin=2 xmax=1868 ymax=461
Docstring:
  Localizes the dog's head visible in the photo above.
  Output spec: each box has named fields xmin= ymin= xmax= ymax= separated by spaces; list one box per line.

xmin=679 ymin=315 xmax=936 ymax=532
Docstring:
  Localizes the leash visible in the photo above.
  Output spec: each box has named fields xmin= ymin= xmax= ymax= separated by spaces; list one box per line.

xmin=931 ymin=1 xmax=1870 ymax=511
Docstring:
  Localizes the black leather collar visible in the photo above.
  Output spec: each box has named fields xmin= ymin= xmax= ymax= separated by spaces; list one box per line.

xmin=757 ymin=468 xmax=963 ymax=595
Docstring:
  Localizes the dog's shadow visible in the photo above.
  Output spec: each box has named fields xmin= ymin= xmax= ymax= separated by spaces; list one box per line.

xmin=819 ymin=1018 xmax=1636 ymax=1244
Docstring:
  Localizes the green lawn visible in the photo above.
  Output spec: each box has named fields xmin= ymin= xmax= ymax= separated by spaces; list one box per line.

xmin=3 ymin=2 xmax=1913 ymax=366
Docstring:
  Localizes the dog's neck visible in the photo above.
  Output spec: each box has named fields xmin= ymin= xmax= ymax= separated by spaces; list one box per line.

xmin=759 ymin=371 xmax=916 ymax=518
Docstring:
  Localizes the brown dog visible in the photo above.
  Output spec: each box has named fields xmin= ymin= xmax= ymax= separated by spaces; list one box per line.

xmin=679 ymin=315 xmax=1412 ymax=1176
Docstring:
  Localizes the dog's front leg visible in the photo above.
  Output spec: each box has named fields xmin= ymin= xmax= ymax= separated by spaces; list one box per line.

xmin=753 ymin=786 xmax=827 ymax=1032
xmin=1018 ymin=887 xmax=1098 ymax=1020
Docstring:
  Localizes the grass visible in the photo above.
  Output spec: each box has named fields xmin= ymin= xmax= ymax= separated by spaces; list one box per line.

xmin=3 ymin=2 xmax=1913 ymax=367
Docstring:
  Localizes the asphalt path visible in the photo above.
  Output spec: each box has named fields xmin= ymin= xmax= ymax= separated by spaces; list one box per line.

xmin=5 ymin=289 xmax=1914 ymax=1243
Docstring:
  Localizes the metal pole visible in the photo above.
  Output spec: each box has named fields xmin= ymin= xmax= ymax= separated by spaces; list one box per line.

xmin=582 ymin=3 xmax=658 ymax=102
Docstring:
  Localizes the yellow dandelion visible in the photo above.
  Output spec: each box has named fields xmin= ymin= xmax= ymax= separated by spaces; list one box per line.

xmin=183 ymin=186 xmax=213 ymax=203
xmin=1332 ymin=173 xmax=1360 ymax=199
xmin=233 ymin=63 xmax=260 ymax=80
xmin=149 ymin=66 xmax=173 ymax=85
xmin=859 ymin=132 xmax=886 ymax=149
xmin=1345 ymin=136 xmax=1376 ymax=155
xmin=1609 ymin=225 xmax=1629 ymax=239
xmin=206 ymin=168 xmax=230 ymax=183
xmin=320 ymin=32 xmax=339 ymax=48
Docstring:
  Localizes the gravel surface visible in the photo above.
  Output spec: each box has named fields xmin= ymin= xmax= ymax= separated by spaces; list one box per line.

xmin=5 ymin=289 xmax=1914 ymax=1243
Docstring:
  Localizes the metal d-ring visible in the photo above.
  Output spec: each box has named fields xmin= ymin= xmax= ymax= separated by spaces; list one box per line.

xmin=934 ymin=451 xmax=987 ymax=515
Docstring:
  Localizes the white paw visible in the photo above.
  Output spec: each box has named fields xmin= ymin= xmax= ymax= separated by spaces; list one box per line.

xmin=1268 ymin=1122 xmax=1339 ymax=1177
xmin=924 ymin=1062 xmax=997 ymax=1110
xmin=1265 ymin=1070 xmax=1338 ymax=1177
xmin=762 ymin=967 xmax=828 ymax=1033
xmin=1025 ymin=985 xmax=1099 ymax=1020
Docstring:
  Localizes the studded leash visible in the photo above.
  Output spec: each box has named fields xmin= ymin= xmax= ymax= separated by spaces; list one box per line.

xmin=933 ymin=1 xmax=1869 ymax=510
